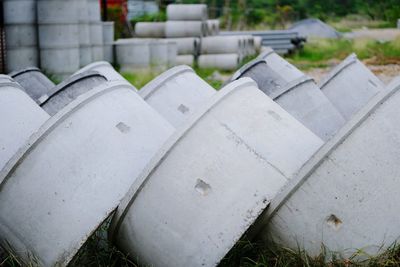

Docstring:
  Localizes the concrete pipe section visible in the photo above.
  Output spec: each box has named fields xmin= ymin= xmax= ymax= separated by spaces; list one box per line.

xmin=40 ymin=71 xmax=108 ymax=116
xmin=198 ymin=54 xmax=241 ymax=71
xmin=135 ymin=22 xmax=166 ymax=38
xmin=206 ymin=19 xmax=220 ymax=36
xmin=115 ymin=39 xmax=151 ymax=72
xmin=88 ymin=0 xmax=104 ymax=61
xmin=0 ymin=81 xmax=174 ymax=266
xmin=78 ymin=0 xmax=92 ymax=67
xmin=165 ymin=21 xmax=207 ymax=38
xmin=37 ymin=0 xmax=80 ymax=79
xmin=74 ymin=61 xmax=137 ymax=90
xmin=103 ymin=21 xmax=115 ymax=63
xmin=9 ymin=67 xmax=56 ymax=104
xmin=109 ymin=78 xmax=323 ymax=267
xmin=165 ymin=37 xmax=200 ymax=55
xmin=260 ymin=79 xmax=400 ymax=259
xmin=230 ymin=59 xmax=345 ymax=141
xmin=139 ymin=65 xmax=216 ymax=127
xmin=166 ymin=41 xmax=178 ymax=67
xmin=319 ymin=53 xmax=384 ymax=121
xmin=4 ymin=0 xmax=39 ymax=72
xmin=257 ymin=47 xmax=304 ymax=83
xmin=0 ymin=78 xmax=49 ymax=171
xmin=201 ymin=36 xmax=244 ymax=54
xmin=176 ymin=55 xmax=195 ymax=66
xmin=167 ymin=4 xmax=208 ymax=21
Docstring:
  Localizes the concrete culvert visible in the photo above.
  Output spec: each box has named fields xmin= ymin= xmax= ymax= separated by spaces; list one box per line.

xmin=115 ymin=39 xmax=151 ymax=72
xmin=74 ymin=61 xmax=136 ymax=90
xmin=0 ymin=78 xmax=49 ymax=171
xmin=165 ymin=21 xmax=206 ymax=38
xmin=0 ymin=81 xmax=174 ymax=267
xmin=9 ymin=67 xmax=55 ymax=104
xmin=40 ymin=71 xmax=108 ymax=116
xmin=109 ymin=78 xmax=323 ymax=267
xmin=78 ymin=0 xmax=92 ymax=67
xmin=139 ymin=65 xmax=216 ymax=127
xmin=167 ymin=4 xmax=208 ymax=21
xmin=230 ymin=59 xmax=346 ymax=141
xmin=135 ymin=22 xmax=166 ymax=38
xmin=165 ymin=37 xmax=200 ymax=55
xmin=198 ymin=54 xmax=241 ymax=71
xmin=102 ymin=21 xmax=115 ymax=63
xmin=260 ymin=79 xmax=400 ymax=259
xmin=319 ymin=53 xmax=384 ymax=121
xmin=201 ymin=36 xmax=244 ymax=54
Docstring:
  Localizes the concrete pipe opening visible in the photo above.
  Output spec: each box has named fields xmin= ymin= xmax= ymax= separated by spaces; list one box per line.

xmin=109 ymin=78 xmax=323 ymax=267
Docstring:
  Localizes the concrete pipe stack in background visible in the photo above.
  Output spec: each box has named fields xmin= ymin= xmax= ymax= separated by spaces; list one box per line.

xmin=78 ymin=0 xmax=92 ymax=67
xmin=88 ymin=0 xmax=104 ymax=61
xmin=37 ymin=0 xmax=80 ymax=80
xmin=3 ymin=0 xmax=38 ymax=72
xmin=135 ymin=22 xmax=166 ymax=38
xmin=103 ymin=21 xmax=115 ymax=63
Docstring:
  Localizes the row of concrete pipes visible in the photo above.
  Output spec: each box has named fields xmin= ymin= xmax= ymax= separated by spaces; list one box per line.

xmin=0 ymin=49 xmax=399 ymax=267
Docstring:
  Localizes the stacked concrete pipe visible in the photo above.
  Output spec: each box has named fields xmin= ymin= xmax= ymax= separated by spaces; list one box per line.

xmin=140 ymin=65 xmax=216 ymax=127
xmin=0 ymin=81 xmax=174 ymax=266
xmin=74 ymin=61 xmax=137 ymax=90
xmin=78 ymin=0 xmax=92 ymax=67
xmin=319 ymin=53 xmax=385 ymax=120
xmin=169 ymin=37 xmax=200 ymax=66
xmin=134 ymin=22 xmax=166 ymax=38
xmin=88 ymin=0 xmax=104 ymax=61
xmin=37 ymin=0 xmax=80 ymax=80
xmin=103 ymin=21 xmax=115 ymax=63
xmin=9 ymin=67 xmax=55 ymax=104
xmin=260 ymin=79 xmax=400 ymax=259
xmin=3 ymin=0 xmax=39 ymax=72
xmin=115 ymin=39 xmax=151 ymax=72
xmin=0 ymin=77 xmax=49 ymax=171
xmin=230 ymin=58 xmax=346 ymax=141
xmin=109 ymin=78 xmax=323 ymax=267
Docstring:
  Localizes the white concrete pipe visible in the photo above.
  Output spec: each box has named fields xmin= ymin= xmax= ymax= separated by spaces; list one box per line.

xmin=319 ymin=53 xmax=384 ymax=121
xmin=9 ymin=67 xmax=55 ymax=104
xmin=165 ymin=21 xmax=206 ymax=38
xmin=206 ymin=19 xmax=220 ymax=36
xmin=254 ymin=36 xmax=262 ymax=53
xmin=78 ymin=0 xmax=92 ymax=67
xmin=176 ymin=55 xmax=195 ymax=66
xmin=165 ymin=37 xmax=200 ymax=55
xmin=90 ymin=22 xmax=105 ymax=61
xmin=38 ymin=0 xmax=80 ymax=79
xmin=257 ymin=47 xmax=304 ymax=83
xmin=103 ymin=21 xmax=115 ymax=63
xmin=167 ymin=41 xmax=178 ymax=67
xmin=74 ymin=61 xmax=137 ymax=90
xmin=134 ymin=22 xmax=166 ymax=38
xmin=198 ymin=54 xmax=240 ymax=71
xmin=40 ymin=71 xmax=108 ymax=115
xmin=115 ymin=39 xmax=151 ymax=72
xmin=201 ymin=36 xmax=244 ymax=54
xmin=140 ymin=65 xmax=215 ymax=127
xmin=4 ymin=0 xmax=38 ymax=72
xmin=231 ymin=59 xmax=346 ymax=141
xmin=0 ymin=78 xmax=49 ymax=171
xmin=148 ymin=39 xmax=169 ymax=70
xmin=167 ymin=4 xmax=208 ymax=21
xmin=0 ymin=81 xmax=174 ymax=266
xmin=109 ymin=78 xmax=323 ymax=267
xmin=260 ymin=80 xmax=400 ymax=259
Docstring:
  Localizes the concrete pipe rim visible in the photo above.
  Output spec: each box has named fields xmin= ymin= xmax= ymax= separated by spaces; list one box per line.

xmin=263 ymin=80 xmax=400 ymax=223
xmin=8 ymin=67 xmax=42 ymax=78
xmin=0 ymin=81 xmax=137 ymax=266
xmin=139 ymin=65 xmax=194 ymax=99
xmin=108 ymin=77 xmax=258 ymax=243
xmin=318 ymin=53 xmax=358 ymax=89
xmin=74 ymin=61 xmax=113 ymax=76
xmin=230 ymin=58 xmax=266 ymax=82
xmin=256 ymin=47 xmax=275 ymax=60
xmin=269 ymin=75 xmax=315 ymax=100
xmin=0 ymin=75 xmax=15 ymax=82
xmin=39 ymin=71 xmax=107 ymax=106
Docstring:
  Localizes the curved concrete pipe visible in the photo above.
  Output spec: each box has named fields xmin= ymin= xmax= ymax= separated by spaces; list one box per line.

xmin=165 ymin=21 xmax=206 ymax=38
xmin=319 ymin=53 xmax=384 ymax=120
xmin=9 ymin=67 xmax=55 ymax=104
xmin=0 ymin=81 xmax=174 ymax=266
xmin=109 ymin=78 xmax=323 ymax=267
xmin=257 ymin=47 xmax=304 ymax=83
xmin=0 ymin=78 xmax=49 ymax=171
xmin=40 ymin=71 xmax=108 ymax=115
xmin=260 ymin=80 xmax=400 ymax=259
xmin=231 ymin=59 xmax=345 ymax=141
xmin=74 ymin=61 xmax=137 ymax=90
xmin=135 ymin=22 xmax=166 ymax=38
xmin=140 ymin=65 xmax=216 ymax=127
xmin=198 ymin=54 xmax=241 ymax=71
xmin=167 ymin=4 xmax=208 ymax=21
